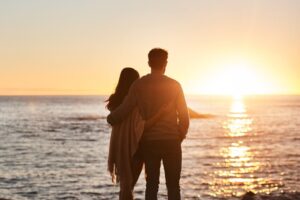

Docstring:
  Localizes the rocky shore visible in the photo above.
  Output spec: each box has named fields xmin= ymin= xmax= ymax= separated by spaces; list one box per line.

xmin=241 ymin=191 xmax=300 ymax=200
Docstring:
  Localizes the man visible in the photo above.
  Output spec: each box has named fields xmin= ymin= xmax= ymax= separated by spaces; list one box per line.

xmin=107 ymin=48 xmax=189 ymax=200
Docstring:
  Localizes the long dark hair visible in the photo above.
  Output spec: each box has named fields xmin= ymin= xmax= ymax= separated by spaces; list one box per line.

xmin=106 ymin=68 xmax=139 ymax=111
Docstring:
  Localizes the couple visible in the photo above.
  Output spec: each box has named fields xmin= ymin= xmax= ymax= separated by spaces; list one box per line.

xmin=106 ymin=48 xmax=190 ymax=200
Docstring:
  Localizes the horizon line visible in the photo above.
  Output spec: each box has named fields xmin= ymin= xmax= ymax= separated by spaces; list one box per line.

xmin=0 ymin=93 xmax=300 ymax=97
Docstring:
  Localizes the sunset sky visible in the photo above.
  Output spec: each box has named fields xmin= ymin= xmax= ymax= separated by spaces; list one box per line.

xmin=1 ymin=0 xmax=299 ymax=95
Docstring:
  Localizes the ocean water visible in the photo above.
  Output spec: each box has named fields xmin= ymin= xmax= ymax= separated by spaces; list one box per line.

xmin=0 ymin=95 xmax=299 ymax=200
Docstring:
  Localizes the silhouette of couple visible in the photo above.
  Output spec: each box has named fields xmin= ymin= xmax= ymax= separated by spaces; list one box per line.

xmin=107 ymin=48 xmax=190 ymax=200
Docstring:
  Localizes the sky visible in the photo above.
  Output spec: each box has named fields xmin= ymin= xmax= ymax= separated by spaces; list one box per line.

xmin=0 ymin=0 xmax=300 ymax=95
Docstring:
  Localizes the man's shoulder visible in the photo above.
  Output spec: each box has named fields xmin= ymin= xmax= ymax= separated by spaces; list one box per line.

xmin=139 ymin=74 xmax=181 ymax=85
xmin=161 ymin=76 xmax=182 ymax=91
xmin=163 ymin=75 xmax=181 ymax=86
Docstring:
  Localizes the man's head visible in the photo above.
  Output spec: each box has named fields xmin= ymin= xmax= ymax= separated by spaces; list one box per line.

xmin=148 ymin=48 xmax=168 ymax=73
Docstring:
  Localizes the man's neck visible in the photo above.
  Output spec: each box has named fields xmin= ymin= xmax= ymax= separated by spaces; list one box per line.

xmin=150 ymin=69 xmax=164 ymax=75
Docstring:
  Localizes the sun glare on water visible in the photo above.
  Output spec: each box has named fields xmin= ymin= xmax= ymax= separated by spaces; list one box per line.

xmin=207 ymin=96 xmax=282 ymax=197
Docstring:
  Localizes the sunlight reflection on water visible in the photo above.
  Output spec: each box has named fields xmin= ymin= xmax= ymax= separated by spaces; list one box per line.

xmin=1 ymin=96 xmax=298 ymax=199
xmin=208 ymin=96 xmax=281 ymax=197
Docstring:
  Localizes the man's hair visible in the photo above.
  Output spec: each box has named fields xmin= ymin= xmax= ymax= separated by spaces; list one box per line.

xmin=148 ymin=48 xmax=168 ymax=69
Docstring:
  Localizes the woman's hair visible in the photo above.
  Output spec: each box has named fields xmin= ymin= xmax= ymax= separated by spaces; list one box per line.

xmin=106 ymin=67 xmax=139 ymax=111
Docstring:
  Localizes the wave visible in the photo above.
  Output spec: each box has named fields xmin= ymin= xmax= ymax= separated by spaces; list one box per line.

xmin=63 ymin=115 xmax=106 ymax=121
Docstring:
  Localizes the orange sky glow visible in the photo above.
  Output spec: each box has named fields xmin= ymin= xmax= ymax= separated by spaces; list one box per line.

xmin=0 ymin=1 xmax=299 ymax=95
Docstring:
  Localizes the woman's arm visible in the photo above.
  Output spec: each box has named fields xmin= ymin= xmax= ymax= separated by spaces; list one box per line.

xmin=144 ymin=102 xmax=174 ymax=130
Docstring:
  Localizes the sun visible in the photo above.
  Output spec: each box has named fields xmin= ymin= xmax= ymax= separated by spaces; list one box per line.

xmin=215 ymin=62 xmax=259 ymax=96
xmin=186 ymin=58 xmax=273 ymax=96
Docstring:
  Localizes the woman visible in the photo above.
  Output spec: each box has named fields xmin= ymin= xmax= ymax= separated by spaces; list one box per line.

xmin=107 ymin=67 xmax=171 ymax=200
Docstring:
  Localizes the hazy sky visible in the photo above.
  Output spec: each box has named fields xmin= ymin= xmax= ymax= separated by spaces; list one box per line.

xmin=1 ymin=0 xmax=299 ymax=95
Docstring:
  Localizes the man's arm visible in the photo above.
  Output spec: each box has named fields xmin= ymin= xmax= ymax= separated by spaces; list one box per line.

xmin=176 ymin=83 xmax=190 ymax=140
xmin=107 ymin=82 xmax=137 ymax=125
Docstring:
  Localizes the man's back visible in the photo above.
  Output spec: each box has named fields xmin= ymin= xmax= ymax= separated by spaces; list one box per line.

xmin=134 ymin=74 xmax=188 ymax=140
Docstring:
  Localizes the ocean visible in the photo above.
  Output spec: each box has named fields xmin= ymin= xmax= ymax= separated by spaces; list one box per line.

xmin=0 ymin=95 xmax=299 ymax=200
